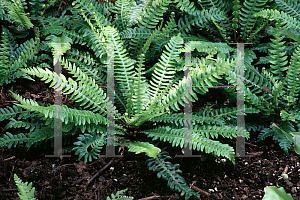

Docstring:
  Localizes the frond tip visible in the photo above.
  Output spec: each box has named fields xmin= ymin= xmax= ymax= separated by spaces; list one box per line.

xmin=14 ymin=174 xmax=36 ymax=200
xmin=128 ymin=141 xmax=161 ymax=158
xmin=146 ymin=150 xmax=201 ymax=200
xmin=73 ymin=133 xmax=106 ymax=163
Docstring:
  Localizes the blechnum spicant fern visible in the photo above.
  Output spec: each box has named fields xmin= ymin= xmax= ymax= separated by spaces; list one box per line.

xmin=0 ymin=8 xmax=249 ymax=200
xmin=223 ymin=4 xmax=300 ymax=156
xmin=1 ymin=0 xmax=288 ymax=199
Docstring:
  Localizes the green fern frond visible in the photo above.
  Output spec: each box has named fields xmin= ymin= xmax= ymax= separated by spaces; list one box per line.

xmin=28 ymin=0 xmax=47 ymax=18
xmin=240 ymin=0 xmax=268 ymax=41
xmin=0 ymin=132 xmax=30 ymax=148
xmin=0 ymin=1 xmax=6 ymax=21
xmin=130 ymin=53 xmax=148 ymax=115
xmin=268 ymin=22 xmax=289 ymax=80
xmin=200 ymin=0 xmax=232 ymax=12
xmin=252 ymin=42 xmax=272 ymax=54
xmin=191 ymin=55 xmax=232 ymax=94
xmin=3 ymin=0 xmax=34 ymax=30
xmin=140 ymin=12 xmax=176 ymax=62
xmin=283 ymin=28 xmax=300 ymax=44
xmin=114 ymin=83 xmax=128 ymax=114
xmin=128 ymin=78 xmax=174 ymax=127
xmin=187 ymin=41 xmax=235 ymax=55
xmin=1 ymin=25 xmax=17 ymax=56
xmin=275 ymin=0 xmax=300 ymax=21
xmin=126 ymin=23 xmax=161 ymax=60
xmin=156 ymin=11 xmax=177 ymax=40
xmin=149 ymin=110 xmax=231 ymax=127
xmin=138 ymin=0 xmax=172 ymax=29
xmin=20 ymin=62 xmax=110 ymax=117
xmin=177 ymin=8 xmax=223 ymax=34
xmin=244 ymin=61 xmax=272 ymax=95
xmin=226 ymin=58 xmax=278 ymax=114
xmin=46 ymin=34 xmax=72 ymax=56
xmin=232 ymin=0 xmax=241 ymax=40
xmin=128 ymin=141 xmax=161 ymax=158
xmin=174 ymin=0 xmax=200 ymax=16
xmin=42 ymin=24 xmax=88 ymax=47
xmin=106 ymin=188 xmax=133 ymax=200
xmin=0 ymin=105 xmax=23 ymax=121
xmin=110 ymin=0 xmax=144 ymax=31
xmin=64 ymin=49 xmax=107 ymax=81
xmin=246 ymin=123 xmax=269 ymax=132
xmin=142 ymin=125 xmax=236 ymax=163
xmin=146 ymin=150 xmax=200 ymax=200
xmin=9 ymin=91 xmax=107 ymax=127
xmin=57 ymin=9 xmax=107 ymax=59
xmin=284 ymin=46 xmax=300 ymax=107
xmin=120 ymin=27 xmax=152 ymax=40
xmin=244 ymin=87 xmax=274 ymax=115
xmin=0 ymin=114 xmax=51 ymax=150
xmin=72 ymin=0 xmax=111 ymax=28
xmin=73 ymin=132 xmax=106 ymax=163
xmin=153 ymin=55 xmax=232 ymax=117
xmin=273 ymin=121 xmax=295 ymax=155
xmin=198 ymin=4 xmax=229 ymax=43
xmin=5 ymin=118 xmax=44 ymax=132
xmin=197 ymin=106 xmax=244 ymax=121
xmin=137 ymin=23 xmax=162 ymax=59
xmin=14 ymin=174 xmax=36 ymax=200
xmin=146 ymin=33 xmax=183 ymax=101
xmin=254 ymin=8 xmax=300 ymax=30
xmin=261 ymin=67 xmax=287 ymax=110
xmin=102 ymin=25 xmax=136 ymax=96
xmin=41 ymin=25 xmax=67 ymax=36
xmin=0 ymin=27 xmax=40 ymax=86
xmin=246 ymin=18 xmax=268 ymax=44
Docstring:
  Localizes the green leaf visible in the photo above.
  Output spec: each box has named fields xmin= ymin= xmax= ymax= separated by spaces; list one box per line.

xmin=291 ymin=131 xmax=300 ymax=155
xmin=262 ymin=186 xmax=293 ymax=200
xmin=128 ymin=141 xmax=161 ymax=158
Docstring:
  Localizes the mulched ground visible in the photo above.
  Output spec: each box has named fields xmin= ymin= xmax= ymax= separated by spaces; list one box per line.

xmin=1 ymin=77 xmax=300 ymax=200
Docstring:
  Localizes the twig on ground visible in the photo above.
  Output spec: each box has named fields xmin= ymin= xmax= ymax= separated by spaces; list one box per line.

xmin=245 ymin=142 xmax=257 ymax=147
xmin=138 ymin=195 xmax=161 ymax=200
xmin=73 ymin=177 xmax=88 ymax=185
xmin=2 ymin=188 xmax=18 ymax=192
xmin=189 ymin=183 xmax=211 ymax=197
xmin=282 ymin=165 xmax=289 ymax=176
xmin=86 ymin=159 xmax=114 ymax=186
xmin=247 ymin=151 xmax=263 ymax=156
xmin=3 ymin=156 xmax=16 ymax=161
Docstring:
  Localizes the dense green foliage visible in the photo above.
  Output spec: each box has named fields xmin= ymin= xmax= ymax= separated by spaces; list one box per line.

xmin=1 ymin=0 xmax=300 ymax=199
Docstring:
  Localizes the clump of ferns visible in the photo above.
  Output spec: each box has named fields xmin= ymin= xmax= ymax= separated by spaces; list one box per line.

xmin=0 ymin=29 xmax=246 ymax=199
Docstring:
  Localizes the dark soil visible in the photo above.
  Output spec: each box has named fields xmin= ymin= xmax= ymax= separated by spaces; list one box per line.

xmin=1 ymin=77 xmax=300 ymax=200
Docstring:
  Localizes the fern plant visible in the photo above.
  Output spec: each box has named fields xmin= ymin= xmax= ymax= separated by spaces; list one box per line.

xmin=225 ymin=7 xmax=300 ymax=155
xmin=0 ymin=1 xmax=255 ymax=197
xmin=1 ymin=0 xmax=289 ymax=199
xmin=1 ymin=29 xmax=245 ymax=199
